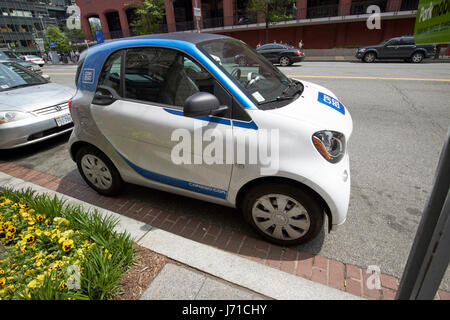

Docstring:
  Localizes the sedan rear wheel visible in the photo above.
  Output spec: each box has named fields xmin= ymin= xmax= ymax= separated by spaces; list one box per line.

xmin=279 ymin=56 xmax=291 ymax=67
xmin=411 ymin=52 xmax=424 ymax=63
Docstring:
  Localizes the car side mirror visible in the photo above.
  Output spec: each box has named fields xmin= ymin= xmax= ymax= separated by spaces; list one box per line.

xmin=183 ymin=92 xmax=228 ymax=118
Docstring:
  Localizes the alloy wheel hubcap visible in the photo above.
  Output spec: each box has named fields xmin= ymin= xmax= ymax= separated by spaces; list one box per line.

xmin=280 ymin=57 xmax=289 ymax=66
xmin=412 ymin=54 xmax=421 ymax=62
xmin=81 ymin=154 xmax=112 ymax=190
xmin=252 ymin=194 xmax=310 ymax=240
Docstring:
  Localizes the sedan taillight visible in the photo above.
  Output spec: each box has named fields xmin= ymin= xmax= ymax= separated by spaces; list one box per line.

xmin=293 ymin=50 xmax=303 ymax=55
xmin=68 ymin=98 xmax=73 ymax=115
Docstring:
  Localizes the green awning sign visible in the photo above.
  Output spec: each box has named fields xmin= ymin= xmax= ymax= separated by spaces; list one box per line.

xmin=414 ymin=0 xmax=450 ymax=44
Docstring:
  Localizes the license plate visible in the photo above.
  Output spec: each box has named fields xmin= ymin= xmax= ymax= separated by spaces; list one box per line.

xmin=55 ymin=113 xmax=72 ymax=127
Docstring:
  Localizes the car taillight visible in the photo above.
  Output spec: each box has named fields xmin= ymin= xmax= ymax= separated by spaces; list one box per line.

xmin=294 ymin=50 xmax=303 ymax=55
xmin=68 ymin=98 xmax=72 ymax=115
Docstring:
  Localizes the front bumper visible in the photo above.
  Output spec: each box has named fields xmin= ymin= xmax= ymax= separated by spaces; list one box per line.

xmin=0 ymin=111 xmax=73 ymax=149
xmin=355 ymin=52 xmax=364 ymax=59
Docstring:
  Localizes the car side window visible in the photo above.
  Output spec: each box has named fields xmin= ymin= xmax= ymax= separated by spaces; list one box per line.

xmin=97 ymin=51 xmax=122 ymax=95
xmin=386 ymin=39 xmax=400 ymax=46
xmin=124 ymin=47 xmax=215 ymax=107
xmin=400 ymin=38 xmax=414 ymax=45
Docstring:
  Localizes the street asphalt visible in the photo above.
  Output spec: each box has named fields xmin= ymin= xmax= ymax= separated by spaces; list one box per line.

xmin=2 ymin=60 xmax=449 ymax=290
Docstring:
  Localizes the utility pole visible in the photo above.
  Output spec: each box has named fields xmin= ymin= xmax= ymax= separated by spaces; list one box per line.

xmin=194 ymin=0 xmax=201 ymax=33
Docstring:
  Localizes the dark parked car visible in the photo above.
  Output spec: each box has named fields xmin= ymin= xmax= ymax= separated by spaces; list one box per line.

xmin=236 ymin=43 xmax=305 ymax=67
xmin=0 ymin=49 xmax=42 ymax=74
xmin=356 ymin=36 xmax=436 ymax=63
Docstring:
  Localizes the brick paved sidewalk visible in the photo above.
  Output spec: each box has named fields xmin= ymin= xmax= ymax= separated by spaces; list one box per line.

xmin=0 ymin=160 xmax=448 ymax=300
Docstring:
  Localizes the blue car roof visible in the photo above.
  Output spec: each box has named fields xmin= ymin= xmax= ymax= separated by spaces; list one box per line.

xmin=78 ymin=33 xmax=256 ymax=109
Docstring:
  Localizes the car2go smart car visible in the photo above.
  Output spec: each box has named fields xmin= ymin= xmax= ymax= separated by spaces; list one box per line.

xmin=69 ymin=33 xmax=352 ymax=245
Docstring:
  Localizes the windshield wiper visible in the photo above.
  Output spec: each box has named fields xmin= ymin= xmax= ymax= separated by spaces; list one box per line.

xmin=258 ymin=95 xmax=294 ymax=105
xmin=282 ymin=80 xmax=303 ymax=97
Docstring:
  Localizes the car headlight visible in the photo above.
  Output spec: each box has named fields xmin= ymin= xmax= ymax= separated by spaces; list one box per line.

xmin=0 ymin=111 xmax=32 ymax=124
xmin=312 ymin=130 xmax=346 ymax=163
xmin=358 ymin=48 xmax=366 ymax=53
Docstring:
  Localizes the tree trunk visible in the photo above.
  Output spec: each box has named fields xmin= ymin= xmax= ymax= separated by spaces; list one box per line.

xmin=265 ymin=19 xmax=269 ymax=43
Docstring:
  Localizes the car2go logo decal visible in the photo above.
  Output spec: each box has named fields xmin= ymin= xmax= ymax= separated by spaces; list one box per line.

xmin=317 ymin=92 xmax=346 ymax=115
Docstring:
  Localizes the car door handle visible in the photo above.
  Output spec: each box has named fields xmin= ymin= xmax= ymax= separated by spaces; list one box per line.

xmin=92 ymin=86 xmax=118 ymax=106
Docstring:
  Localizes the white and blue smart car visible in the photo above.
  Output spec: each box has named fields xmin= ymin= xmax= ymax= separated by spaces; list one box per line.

xmin=69 ymin=33 xmax=352 ymax=245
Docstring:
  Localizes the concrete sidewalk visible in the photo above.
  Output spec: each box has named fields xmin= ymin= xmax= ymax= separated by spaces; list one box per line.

xmin=0 ymin=171 xmax=361 ymax=300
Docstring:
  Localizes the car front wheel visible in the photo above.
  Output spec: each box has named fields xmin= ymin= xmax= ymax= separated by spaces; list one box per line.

xmin=76 ymin=146 xmax=123 ymax=196
xmin=242 ymin=183 xmax=324 ymax=246
xmin=363 ymin=52 xmax=376 ymax=63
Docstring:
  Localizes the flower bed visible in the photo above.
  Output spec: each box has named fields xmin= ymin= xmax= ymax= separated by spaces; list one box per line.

xmin=0 ymin=188 xmax=136 ymax=300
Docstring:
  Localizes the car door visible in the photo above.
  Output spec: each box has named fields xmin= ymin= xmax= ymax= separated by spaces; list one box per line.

xmin=398 ymin=37 xmax=416 ymax=58
xmin=90 ymin=47 xmax=233 ymax=200
xmin=380 ymin=38 xmax=402 ymax=58
xmin=258 ymin=44 xmax=279 ymax=62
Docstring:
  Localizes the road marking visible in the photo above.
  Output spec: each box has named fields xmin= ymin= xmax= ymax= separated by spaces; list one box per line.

xmin=45 ymin=73 xmax=450 ymax=82
xmin=288 ymin=75 xmax=450 ymax=82
xmin=45 ymin=72 xmax=76 ymax=75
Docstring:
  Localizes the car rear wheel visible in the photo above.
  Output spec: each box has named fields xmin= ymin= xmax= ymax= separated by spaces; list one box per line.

xmin=237 ymin=56 xmax=246 ymax=66
xmin=363 ymin=52 xmax=376 ymax=63
xmin=411 ymin=52 xmax=424 ymax=63
xmin=279 ymin=56 xmax=291 ymax=67
xmin=242 ymin=183 xmax=324 ymax=246
xmin=76 ymin=146 xmax=123 ymax=196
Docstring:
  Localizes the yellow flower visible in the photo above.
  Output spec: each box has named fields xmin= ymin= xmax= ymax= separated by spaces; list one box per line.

xmin=35 ymin=214 xmax=44 ymax=222
xmin=28 ymin=209 xmax=35 ymax=214
xmin=0 ymin=269 xmax=3 ymax=275
xmin=35 ymin=229 xmax=42 ymax=237
xmin=27 ymin=279 xmax=39 ymax=289
xmin=1 ymin=222 xmax=10 ymax=232
xmin=45 ymin=219 xmax=51 ymax=226
xmin=44 ymin=231 xmax=51 ymax=237
xmin=49 ymin=260 xmax=64 ymax=270
xmin=6 ymin=225 xmax=16 ymax=234
xmin=5 ymin=232 xmax=14 ymax=241
xmin=53 ymin=217 xmax=70 ymax=226
xmin=58 ymin=236 xmax=69 ymax=244
xmin=0 ymin=278 xmax=6 ymax=287
xmin=62 ymin=239 xmax=74 ymax=252
xmin=59 ymin=280 xmax=67 ymax=291
xmin=24 ymin=234 xmax=35 ymax=244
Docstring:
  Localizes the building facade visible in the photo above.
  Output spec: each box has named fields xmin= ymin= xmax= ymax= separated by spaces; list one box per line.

xmin=0 ymin=0 xmax=74 ymax=55
xmin=76 ymin=0 xmax=419 ymax=48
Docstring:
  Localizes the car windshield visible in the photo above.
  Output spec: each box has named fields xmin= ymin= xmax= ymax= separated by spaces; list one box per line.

xmin=197 ymin=38 xmax=301 ymax=109
xmin=0 ymin=62 xmax=46 ymax=92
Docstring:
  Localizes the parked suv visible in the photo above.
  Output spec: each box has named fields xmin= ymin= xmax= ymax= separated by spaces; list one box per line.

xmin=356 ymin=36 xmax=436 ymax=63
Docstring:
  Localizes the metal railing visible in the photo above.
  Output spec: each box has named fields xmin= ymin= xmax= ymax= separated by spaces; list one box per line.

xmin=350 ymin=0 xmax=388 ymax=15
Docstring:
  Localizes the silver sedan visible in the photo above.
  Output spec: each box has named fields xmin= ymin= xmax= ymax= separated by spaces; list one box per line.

xmin=0 ymin=61 xmax=75 ymax=149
